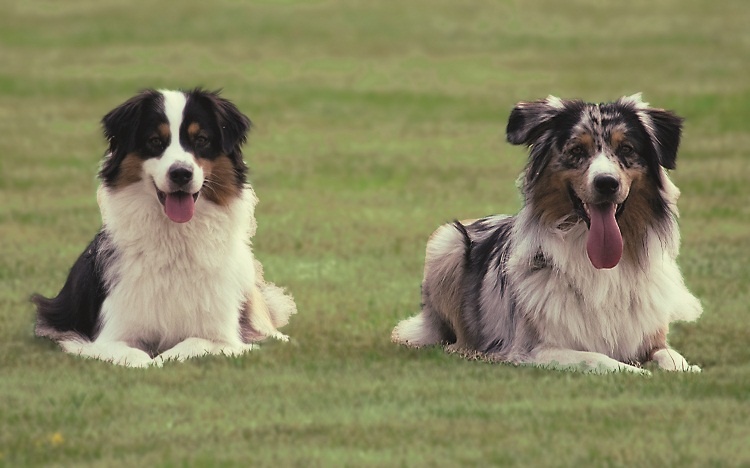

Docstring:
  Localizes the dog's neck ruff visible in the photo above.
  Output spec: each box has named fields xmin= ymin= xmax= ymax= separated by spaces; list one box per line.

xmin=98 ymin=182 xmax=257 ymax=255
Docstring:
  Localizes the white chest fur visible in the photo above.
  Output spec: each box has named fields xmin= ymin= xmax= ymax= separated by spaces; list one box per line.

xmin=510 ymin=222 xmax=702 ymax=361
xmin=95 ymin=182 xmax=258 ymax=350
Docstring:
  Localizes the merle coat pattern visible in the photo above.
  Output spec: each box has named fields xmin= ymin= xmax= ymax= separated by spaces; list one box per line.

xmin=392 ymin=94 xmax=702 ymax=374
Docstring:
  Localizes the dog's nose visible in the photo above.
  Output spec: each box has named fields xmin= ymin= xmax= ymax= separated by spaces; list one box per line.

xmin=168 ymin=165 xmax=193 ymax=186
xmin=594 ymin=175 xmax=620 ymax=195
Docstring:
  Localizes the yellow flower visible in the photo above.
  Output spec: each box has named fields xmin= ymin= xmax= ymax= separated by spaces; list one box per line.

xmin=49 ymin=432 xmax=64 ymax=447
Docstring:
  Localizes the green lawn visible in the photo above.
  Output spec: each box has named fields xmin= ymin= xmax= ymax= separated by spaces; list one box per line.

xmin=1 ymin=0 xmax=749 ymax=465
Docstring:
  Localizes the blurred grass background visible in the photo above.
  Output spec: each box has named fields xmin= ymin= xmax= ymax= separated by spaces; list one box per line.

xmin=1 ymin=0 xmax=749 ymax=465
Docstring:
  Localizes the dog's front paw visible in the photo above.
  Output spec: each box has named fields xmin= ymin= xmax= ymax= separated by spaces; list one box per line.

xmin=580 ymin=358 xmax=650 ymax=375
xmin=157 ymin=338 xmax=257 ymax=363
xmin=268 ymin=331 xmax=289 ymax=342
xmin=105 ymin=348 xmax=155 ymax=368
xmin=611 ymin=362 xmax=651 ymax=376
xmin=245 ymin=330 xmax=289 ymax=343
xmin=119 ymin=354 xmax=157 ymax=368
xmin=158 ymin=337 xmax=218 ymax=363
xmin=532 ymin=349 xmax=652 ymax=375
xmin=652 ymin=348 xmax=700 ymax=372
xmin=60 ymin=340 xmax=156 ymax=368
xmin=218 ymin=343 xmax=256 ymax=357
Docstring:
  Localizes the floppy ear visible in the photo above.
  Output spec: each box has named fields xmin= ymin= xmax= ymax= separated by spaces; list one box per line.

xmin=205 ymin=91 xmax=252 ymax=156
xmin=641 ymin=108 xmax=683 ymax=170
xmin=101 ymin=89 xmax=159 ymax=156
xmin=506 ymin=96 xmax=567 ymax=146
xmin=99 ymin=89 xmax=160 ymax=186
xmin=507 ymin=96 xmax=580 ymax=189
xmin=619 ymin=93 xmax=683 ymax=170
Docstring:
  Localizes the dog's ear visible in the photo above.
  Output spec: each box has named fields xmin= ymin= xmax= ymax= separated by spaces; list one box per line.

xmin=506 ymin=96 xmax=568 ymax=146
xmin=620 ymin=93 xmax=683 ymax=170
xmin=641 ymin=108 xmax=683 ymax=170
xmin=100 ymin=90 xmax=160 ymax=186
xmin=508 ymin=96 xmax=580 ymax=189
xmin=101 ymin=89 xmax=159 ymax=156
xmin=203 ymin=90 xmax=251 ymax=156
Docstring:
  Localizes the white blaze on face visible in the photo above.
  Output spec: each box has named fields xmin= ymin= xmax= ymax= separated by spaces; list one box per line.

xmin=584 ymin=152 xmax=624 ymax=270
xmin=587 ymin=152 xmax=620 ymax=187
xmin=143 ymin=90 xmax=204 ymax=195
xmin=142 ymin=90 xmax=205 ymax=223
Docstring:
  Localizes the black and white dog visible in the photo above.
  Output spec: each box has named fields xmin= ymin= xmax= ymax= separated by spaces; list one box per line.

xmin=392 ymin=94 xmax=702 ymax=374
xmin=33 ymin=89 xmax=296 ymax=367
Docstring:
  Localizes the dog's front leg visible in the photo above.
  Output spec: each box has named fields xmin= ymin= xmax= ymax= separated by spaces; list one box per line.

xmin=243 ymin=283 xmax=289 ymax=342
xmin=531 ymin=347 xmax=651 ymax=375
xmin=156 ymin=337 xmax=255 ymax=364
xmin=61 ymin=339 xmax=155 ymax=368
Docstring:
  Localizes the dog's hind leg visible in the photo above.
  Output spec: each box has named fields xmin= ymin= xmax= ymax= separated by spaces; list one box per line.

xmin=258 ymin=282 xmax=297 ymax=330
xmin=393 ymin=222 xmax=468 ymax=348
xmin=252 ymin=259 xmax=297 ymax=331
xmin=393 ymin=281 xmax=457 ymax=348
xmin=391 ymin=310 xmax=447 ymax=348
xmin=242 ymin=282 xmax=290 ymax=343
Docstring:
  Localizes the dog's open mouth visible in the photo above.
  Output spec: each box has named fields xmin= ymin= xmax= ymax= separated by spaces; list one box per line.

xmin=155 ymin=185 xmax=200 ymax=224
xmin=569 ymin=186 xmax=626 ymax=270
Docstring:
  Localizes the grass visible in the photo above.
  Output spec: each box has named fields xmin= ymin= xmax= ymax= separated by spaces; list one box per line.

xmin=1 ymin=0 xmax=749 ymax=465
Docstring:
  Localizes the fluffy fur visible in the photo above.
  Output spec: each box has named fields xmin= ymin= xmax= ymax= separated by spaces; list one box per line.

xmin=392 ymin=94 xmax=702 ymax=374
xmin=33 ymin=88 xmax=296 ymax=367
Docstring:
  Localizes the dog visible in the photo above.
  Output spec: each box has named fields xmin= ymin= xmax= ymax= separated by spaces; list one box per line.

xmin=392 ymin=94 xmax=702 ymax=374
xmin=32 ymin=88 xmax=296 ymax=367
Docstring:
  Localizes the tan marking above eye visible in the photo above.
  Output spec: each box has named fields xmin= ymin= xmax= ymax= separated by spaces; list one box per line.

xmin=187 ymin=122 xmax=201 ymax=137
xmin=157 ymin=123 xmax=170 ymax=140
xmin=566 ymin=133 xmax=593 ymax=152
xmin=610 ymin=130 xmax=625 ymax=145
xmin=565 ymin=133 xmax=593 ymax=155
xmin=577 ymin=133 xmax=593 ymax=146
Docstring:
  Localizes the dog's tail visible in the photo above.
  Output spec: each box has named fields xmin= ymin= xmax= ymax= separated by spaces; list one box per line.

xmin=32 ymin=233 xmax=108 ymax=344
xmin=32 ymin=293 xmax=98 ymax=345
xmin=451 ymin=219 xmax=473 ymax=266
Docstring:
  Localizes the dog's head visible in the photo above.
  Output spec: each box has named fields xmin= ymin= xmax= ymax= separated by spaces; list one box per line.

xmin=506 ymin=94 xmax=683 ymax=269
xmin=99 ymin=88 xmax=251 ymax=223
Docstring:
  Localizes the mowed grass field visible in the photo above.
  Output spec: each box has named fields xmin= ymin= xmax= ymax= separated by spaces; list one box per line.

xmin=1 ymin=0 xmax=749 ymax=465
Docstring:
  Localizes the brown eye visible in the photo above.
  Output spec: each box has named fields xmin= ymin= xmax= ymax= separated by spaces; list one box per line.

xmin=148 ymin=137 xmax=163 ymax=149
xmin=195 ymin=135 xmax=210 ymax=147
xmin=619 ymin=144 xmax=634 ymax=156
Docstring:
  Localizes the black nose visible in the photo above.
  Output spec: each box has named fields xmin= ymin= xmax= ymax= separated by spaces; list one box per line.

xmin=594 ymin=175 xmax=620 ymax=195
xmin=168 ymin=165 xmax=193 ymax=186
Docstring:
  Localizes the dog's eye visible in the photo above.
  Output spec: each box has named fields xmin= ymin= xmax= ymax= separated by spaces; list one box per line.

xmin=195 ymin=135 xmax=210 ymax=147
xmin=619 ymin=144 xmax=634 ymax=156
xmin=148 ymin=137 xmax=164 ymax=149
xmin=569 ymin=145 xmax=586 ymax=157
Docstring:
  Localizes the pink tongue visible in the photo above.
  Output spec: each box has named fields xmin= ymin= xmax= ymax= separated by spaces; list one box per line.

xmin=586 ymin=203 xmax=623 ymax=269
xmin=164 ymin=192 xmax=195 ymax=223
